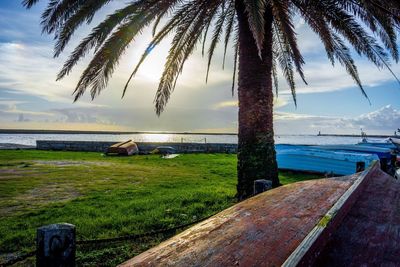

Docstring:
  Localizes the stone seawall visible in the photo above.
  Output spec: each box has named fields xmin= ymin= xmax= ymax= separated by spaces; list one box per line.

xmin=36 ymin=140 xmax=238 ymax=154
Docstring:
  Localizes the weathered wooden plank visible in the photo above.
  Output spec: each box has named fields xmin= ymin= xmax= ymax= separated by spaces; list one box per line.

xmin=283 ymin=161 xmax=379 ymax=267
xmin=119 ymin=171 xmax=363 ymax=266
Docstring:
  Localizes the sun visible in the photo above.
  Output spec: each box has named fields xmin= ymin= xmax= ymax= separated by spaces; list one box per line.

xmin=132 ymin=40 xmax=170 ymax=83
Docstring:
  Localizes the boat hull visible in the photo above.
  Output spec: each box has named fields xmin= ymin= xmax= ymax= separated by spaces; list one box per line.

xmin=106 ymin=140 xmax=139 ymax=156
xmin=276 ymin=148 xmax=378 ymax=176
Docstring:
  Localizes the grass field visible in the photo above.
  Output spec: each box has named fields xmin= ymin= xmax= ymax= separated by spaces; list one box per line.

xmin=0 ymin=150 xmax=321 ymax=266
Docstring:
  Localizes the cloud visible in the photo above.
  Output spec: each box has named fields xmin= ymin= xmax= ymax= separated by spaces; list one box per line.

xmin=214 ymin=100 xmax=238 ymax=109
xmin=276 ymin=57 xmax=400 ymax=96
xmin=274 ymin=111 xmax=317 ymax=121
xmin=51 ymin=108 xmax=116 ymax=124
xmin=307 ymin=105 xmax=400 ymax=132
xmin=0 ymin=42 xmax=75 ymax=102
xmin=274 ymin=19 xmax=400 ymax=96
xmin=0 ymin=3 xmax=399 ymax=135
xmin=0 ymin=121 xmax=129 ymax=131
xmin=0 ymin=98 xmax=53 ymax=117
xmin=275 ymin=105 xmax=400 ymax=134
xmin=213 ymin=97 xmax=288 ymax=110
xmin=349 ymin=105 xmax=400 ymax=131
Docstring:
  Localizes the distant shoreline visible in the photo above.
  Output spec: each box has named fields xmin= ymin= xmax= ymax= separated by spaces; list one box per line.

xmin=0 ymin=129 xmax=398 ymax=138
xmin=0 ymin=129 xmax=238 ymax=135
xmin=317 ymin=134 xmax=399 ymax=138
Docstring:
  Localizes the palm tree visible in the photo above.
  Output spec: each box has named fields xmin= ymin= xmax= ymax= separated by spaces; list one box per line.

xmin=25 ymin=0 xmax=400 ymax=200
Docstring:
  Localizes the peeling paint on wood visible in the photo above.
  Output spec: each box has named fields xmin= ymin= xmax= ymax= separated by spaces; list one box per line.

xmin=316 ymin=166 xmax=400 ymax=266
xmin=119 ymin=173 xmax=360 ymax=266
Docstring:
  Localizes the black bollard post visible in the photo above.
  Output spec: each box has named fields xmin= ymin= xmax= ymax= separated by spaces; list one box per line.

xmin=254 ymin=179 xmax=273 ymax=195
xmin=36 ymin=223 xmax=76 ymax=267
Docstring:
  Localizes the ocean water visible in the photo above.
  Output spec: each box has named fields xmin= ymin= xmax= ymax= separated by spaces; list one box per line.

xmin=0 ymin=133 xmax=368 ymax=146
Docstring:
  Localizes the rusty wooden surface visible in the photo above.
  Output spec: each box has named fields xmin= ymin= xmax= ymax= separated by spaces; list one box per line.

xmin=284 ymin=163 xmax=378 ymax=267
xmin=120 ymin=174 xmax=360 ymax=267
xmin=315 ymin=167 xmax=400 ymax=266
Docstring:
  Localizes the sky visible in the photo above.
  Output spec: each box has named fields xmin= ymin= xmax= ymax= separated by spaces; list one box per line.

xmin=0 ymin=1 xmax=399 ymax=134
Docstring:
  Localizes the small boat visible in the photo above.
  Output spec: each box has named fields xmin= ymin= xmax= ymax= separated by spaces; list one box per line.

xmin=276 ymin=148 xmax=378 ymax=176
xmin=358 ymin=138 xmax=398 ymax=150
xmin=309 ymin=144 xmax=393 ymax=158
xmin=307 ymin=144 xmax=395 ymax=173
xmin=277 ymin=144 xmax=394 ymax=158
xmin=391 ymin=138 xmax=400 ymax=150
xmin=152 ymin=146 xmax=177 ymax=155
xmin=106 ymin=140 xmax=139 ymax=156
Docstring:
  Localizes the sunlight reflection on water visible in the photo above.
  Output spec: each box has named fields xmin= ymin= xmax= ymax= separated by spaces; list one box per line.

xmin=141 ymin=133 xmax=172 ymax=143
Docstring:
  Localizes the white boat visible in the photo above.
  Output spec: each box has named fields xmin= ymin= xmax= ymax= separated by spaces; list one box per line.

xmin=358 ymin=138 xmax=398 ymax=150
xmin=391 ymin=138 xmax=400 ymax=149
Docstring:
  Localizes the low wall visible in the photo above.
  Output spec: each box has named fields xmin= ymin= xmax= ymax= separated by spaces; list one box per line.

xmin=36 ymin=140 xmax=238 ymax=154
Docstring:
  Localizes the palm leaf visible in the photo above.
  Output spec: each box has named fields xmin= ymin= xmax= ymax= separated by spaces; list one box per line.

xmin=232 ymin=29 xmax=239 ymax=96
xmin=206 ymin=4 xmax=227 ymax=82
xmin=73 ymin=7 xmax=162 ymax=101
xmin=26 ymin=0 xmax=400 ymax=114
xmin=155 ymin=0 xmax=223 ymax=115
xmin=222 ymin=0 xmax=236 ymax=69
xmin=122 ymin=1 xmax=197 ymax=97
xmin=271 ymin=0 xmax=306 ymax=84
xmin=54 ymin=0 xmax=112 ymax=57
xmin=273 ymin=21 xmax=297 ymax=106
xmin=57 ymin=1 xmax=148 ymax=80
xmin=242 ymin=0 xmax=267 ymax=57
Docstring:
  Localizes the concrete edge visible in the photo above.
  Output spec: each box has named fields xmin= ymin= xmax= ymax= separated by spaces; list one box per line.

xmin=35 ymin=140 xmax=238 ymax=154
xmin=282 ymin=160 xmax=380 ymax=267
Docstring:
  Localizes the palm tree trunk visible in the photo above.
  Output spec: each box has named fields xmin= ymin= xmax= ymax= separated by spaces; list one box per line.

xmin=236 ymin=2 xmax=279 ymax=200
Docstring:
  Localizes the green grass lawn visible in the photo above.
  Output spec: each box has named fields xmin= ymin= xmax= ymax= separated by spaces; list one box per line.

xmin=0 ymin=150 xmax=321 ymax=266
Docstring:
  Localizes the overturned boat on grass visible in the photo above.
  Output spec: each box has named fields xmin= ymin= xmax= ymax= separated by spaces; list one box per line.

xmin=120 ymin=162 xmax=400 ymax=267
xmin=276 ymin=146 xmax=378 ymax=176
xmin=277 ymin=143 xmax=396 ymax=175
xmin=106 ymin=140 xmax=139 ymax=156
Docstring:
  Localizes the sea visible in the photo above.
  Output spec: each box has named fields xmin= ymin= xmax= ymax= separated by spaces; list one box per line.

xmin=0 ymin=133 xmax=372 ymax=147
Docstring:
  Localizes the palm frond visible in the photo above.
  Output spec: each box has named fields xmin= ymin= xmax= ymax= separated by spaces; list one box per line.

xmin=73 ymin=6 xmax=164 ymax=101
xmin=242 ymin=0 xmax=267 ymax=57
xmin=271 ymin=0 xmax=306 ymax=84
xmin=322 ymin=3 xmax=400 ymax=84
xmin=122 ymin=1 xmax=196 ymax=97
xmin=331 ymin=33 xmax=370 ymax=102
xmin=53 ymin=0 xmax=113 ymax=57
xmin=155 ymin=0 xmax=223 ymax=115
xmin=57 ymin=1 xmax=147 ymax=80
xmin=273 ymin=21 xmax=297 ymax=106
xmin=152 ymin=10 xmax=168 ymax=37
xmin=222 ymin=0 xmax=236 ymax=69
xmin=206 ymin=3 xmax=227 ymax=82
xmin=40 ymin=0 xmax=84 ymax=35
xmin=232 ymin=28 xmax=239 ymax=96
xmin=27 ymin=0 xmax=400 ymax=114
xmin=272 ymin=53 xmax=279 ymax=96
xmin=201 ymin=17 xmax=213 ymax=57
xmin=292 ymin=0 xmax=336 ymax=65
xmin=22 ymin=0 xmax=40 ymax=9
